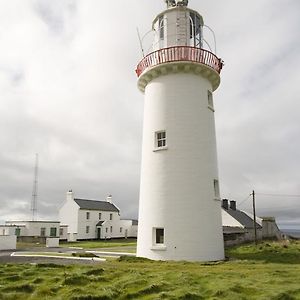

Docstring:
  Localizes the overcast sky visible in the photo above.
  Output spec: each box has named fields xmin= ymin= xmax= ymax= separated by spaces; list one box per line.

xmin=0 ymin=0 xmax=299 ymax=228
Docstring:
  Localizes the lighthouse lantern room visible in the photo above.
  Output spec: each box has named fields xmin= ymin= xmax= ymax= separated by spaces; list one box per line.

xmin=136 ymin=0 xmax=225 ymax=261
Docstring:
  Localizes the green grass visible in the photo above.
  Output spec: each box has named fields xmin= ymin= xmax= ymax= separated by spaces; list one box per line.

xmin=0 ymin=241 xmax=299 ymax=299
xmin=60 ymin=238 xmax=137 ymax=249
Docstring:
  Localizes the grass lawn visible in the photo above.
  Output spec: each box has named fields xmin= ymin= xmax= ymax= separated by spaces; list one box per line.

xmin=0 ymin=241 xmax=299 ymax=299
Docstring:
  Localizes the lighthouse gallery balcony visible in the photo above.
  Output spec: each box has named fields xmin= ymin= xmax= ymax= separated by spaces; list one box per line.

xmin=136 ymin=46 xmax=223 ymax=92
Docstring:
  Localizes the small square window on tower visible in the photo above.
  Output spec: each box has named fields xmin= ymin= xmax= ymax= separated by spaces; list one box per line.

xmin=155 ymin=131 xmax=167 ymax=149
xmin=208 ymin=90 xmax=214 ymax=111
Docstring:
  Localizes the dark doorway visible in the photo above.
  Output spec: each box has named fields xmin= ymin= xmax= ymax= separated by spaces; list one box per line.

xmin=97 ymin=227 xmax=101 ymax=239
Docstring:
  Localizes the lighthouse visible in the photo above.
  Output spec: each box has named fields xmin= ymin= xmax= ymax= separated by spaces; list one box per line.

xmin=136 ymin=0 xmax=225 ymax=261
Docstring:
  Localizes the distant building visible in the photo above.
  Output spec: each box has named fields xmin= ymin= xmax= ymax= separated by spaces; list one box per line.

xmin=59 ymin=191 xmax=137 ymax=241
xmin=221 ymin=199 xmax=282 ymax=246
xmin=4 ymin=220 xmax=60 ymax=244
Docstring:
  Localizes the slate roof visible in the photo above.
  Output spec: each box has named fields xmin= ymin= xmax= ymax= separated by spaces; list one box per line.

xmin=74 ymin=198 xmax=119 ymax=212
xmin=225 ymin=209 xmax=262 ymax=229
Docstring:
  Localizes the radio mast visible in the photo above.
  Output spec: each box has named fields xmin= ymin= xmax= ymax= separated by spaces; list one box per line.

xmin=31 ymin=153 xmax=38 ymax=221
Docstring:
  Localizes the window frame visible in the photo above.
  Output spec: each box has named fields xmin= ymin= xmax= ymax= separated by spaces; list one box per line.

xmin=207 ymin=90 xmax=214 ymax=111
xmin=50 ymin=227 xmax=57 ymax=237
xmin=214 ymin=179 xmax=220 ymax=200
xmin=40 ymin=227 xmax=46 ymax=237
xmin=154 ymin=130 xmax=167 ymax=151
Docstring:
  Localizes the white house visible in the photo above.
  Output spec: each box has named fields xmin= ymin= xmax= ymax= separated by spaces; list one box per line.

xmin=59 ymin=191 xmax=137 ymax=241
xmin=4 ymin=221 xmax=60 ymax=244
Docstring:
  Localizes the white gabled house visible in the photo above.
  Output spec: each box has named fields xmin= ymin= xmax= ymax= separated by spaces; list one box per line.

xmin=59 ymin=191 xmax=137 ymax=241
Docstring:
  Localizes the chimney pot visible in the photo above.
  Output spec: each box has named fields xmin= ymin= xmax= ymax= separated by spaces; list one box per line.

xmin=230 ymin=200 xmax=236 ymax=210
xmin=222 ymin=199 xmax=229 ymax=210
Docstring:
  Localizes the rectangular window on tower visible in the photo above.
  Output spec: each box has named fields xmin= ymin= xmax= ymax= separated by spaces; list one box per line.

xmin=159 ymin=15 xmax=164 ymax=40
xmin=154 ymin=228 xmax=165 ymax=245
xmin=214 ymin=179 xmax=220 ymax=199
xmin=208 ymin=90 xmax=214 ymax=111
xmin=155 ymin=131 xmax=167 ymax=150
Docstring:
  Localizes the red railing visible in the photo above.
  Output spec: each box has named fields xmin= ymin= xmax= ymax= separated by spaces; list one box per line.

xmin=136 ymin=46 xmax=223 ymax=77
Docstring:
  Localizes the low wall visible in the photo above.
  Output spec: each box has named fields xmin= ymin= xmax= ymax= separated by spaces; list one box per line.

xmin=0 ymin=235 xmax=17 ymax=250
xmin=17 ymin=236 xmax=47 ymax=244
xmin=46 ymin=237 xmax=59 ymax=248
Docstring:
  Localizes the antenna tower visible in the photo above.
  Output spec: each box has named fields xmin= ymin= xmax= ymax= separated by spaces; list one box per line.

xmin=31 ymin=153 xmax=39 ymax=221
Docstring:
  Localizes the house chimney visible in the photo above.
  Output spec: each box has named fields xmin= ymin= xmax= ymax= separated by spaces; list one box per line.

xmin=222 ymin=199 xmax=229 ymax=210
xmin=66 ymin=190 xmax=74 ymax=201
xmin=230 ymin=200 xmax=236 ymax=210
xmin=106 ymin=194 xmax=112 ymax=203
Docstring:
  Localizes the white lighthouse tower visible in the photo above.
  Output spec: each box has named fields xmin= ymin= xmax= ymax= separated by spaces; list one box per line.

xmin=136 ymin=0 xmax=225 ymax=261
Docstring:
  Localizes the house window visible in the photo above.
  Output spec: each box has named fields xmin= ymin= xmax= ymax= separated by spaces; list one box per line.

xmin=86 ymin=226 xmax=89 ymax=234
xmin=15 ymin=228 xmax=21 ymax=236
xmin=40 ymin=228 xmax=46 ymax=237
xmin=110 ymin=226 xmax=113 ymax=233
xmin=99 ymin=213 xmax=102 ymax=220
xmin=154 ymin=228 xmax=164 ymax=244
xmin=105 ymin=228 xmax=108 ymax=233
xmin=214 ymin=179 xmax=220 ymax=199
xmin=110 ymin=213 xmax=113 ymax=220
xmin=120 ymin=227 xmax=123 ymax=233
xmin=59 ymin=228 xmax=64 ymax=236
xmin=208 ymin=90 xmax=214 ymax=111
xmin=50 ymin=227 xmax=57 ymax=237
xmin=86 ymin=212 xmax=90 ymax=220
xmin=155 ymin=131 xmax=167 ymax=148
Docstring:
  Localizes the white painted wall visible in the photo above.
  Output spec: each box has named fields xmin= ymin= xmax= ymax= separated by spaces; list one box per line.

xmin=0 ymin=235 xmax=16 ymax=250
xmin=137 ymin=71 xmax=224 ymax=261
xmin=77 ymin=210 xmax=121 ymax=240
xmin=59 ymin=225 xmax=68 ymax=240
xmin=5 ymin=221 xmax=60 ymax=237
xmin=46 ymin=237 xmax=60 ymax=248
xmin=59 ymin=191 xmax=79 ymax=236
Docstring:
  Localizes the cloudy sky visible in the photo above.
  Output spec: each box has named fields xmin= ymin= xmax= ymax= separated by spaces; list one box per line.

xmin=0 ymin=0 xmax=299 ymax=228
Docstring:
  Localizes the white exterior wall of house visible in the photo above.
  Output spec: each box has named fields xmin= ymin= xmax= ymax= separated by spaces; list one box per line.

xmin=5 ymin=221 xmax=60 ymax=237
xmin=77 ymin=210 xmax=121 ymax=240
xmin=0 ymin=226 xmax=16 ymax=236
xmin=59 ymin=191 xmax=79 ymax=238
xmin=120 ymin=220 xmax=138 ymax=238
xmin=59 ymin=225 xmax=68 ymax=240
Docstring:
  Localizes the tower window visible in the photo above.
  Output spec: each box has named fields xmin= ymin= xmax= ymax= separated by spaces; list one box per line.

xmin=99 ymin=213 xmax=102 ymax=220
xmin=159 ymin=15 xmax=164 ymax=40
xmin=154 ymin=228 xmax=164 ymax=244
xmin=214 ymin=179 xmax=220 ymax=199
xmin=110 ymin=213 xmax=113 ymax=220
xmin=86 ymin=212 xmax=90 ymax=220
xmin=190 ymin=12 xmax=202 ymax=47
xmin=155 ymin=131 xmax=167 ymax=148
xmin=208 ymin=90 xmax=214 ymax=111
